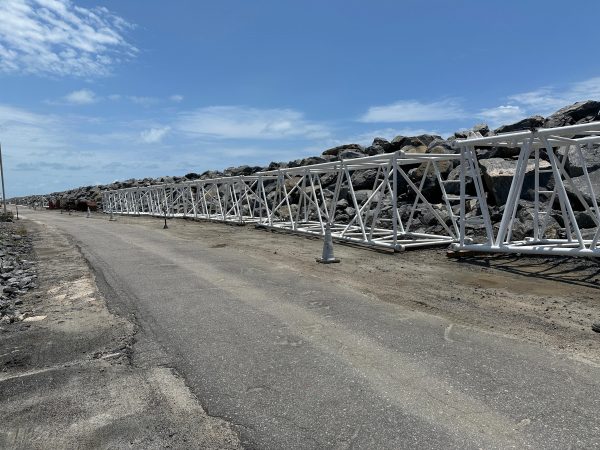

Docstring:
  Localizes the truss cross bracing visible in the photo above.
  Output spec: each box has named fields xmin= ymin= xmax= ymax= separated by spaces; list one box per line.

xmin=452 ymin=121 xmax=600 ymax=258
xmin=102 ymin=151 xmax=466 ymax=251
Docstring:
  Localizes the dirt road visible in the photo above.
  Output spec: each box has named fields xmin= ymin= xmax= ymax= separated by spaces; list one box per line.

xmin=0 ymin=218 xmax=241 ymax=449
xmin=113 ymin=211 xmax=600 ymax=365
xmin=10 ymin=208 xmax=600 ymax=449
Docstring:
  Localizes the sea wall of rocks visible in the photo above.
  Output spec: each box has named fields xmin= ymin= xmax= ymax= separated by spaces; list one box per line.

xmin=12 ymin=101 xmax=600 ymax=238
xmin=0 ymin=222 xmax=37 ymax=325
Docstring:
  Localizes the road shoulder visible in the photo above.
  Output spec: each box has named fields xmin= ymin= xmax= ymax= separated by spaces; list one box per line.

xmin=0 ymin=219 xmax=241 ymax=449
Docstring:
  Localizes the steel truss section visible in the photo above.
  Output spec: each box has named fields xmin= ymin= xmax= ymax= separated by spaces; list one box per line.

xmin=452 ymin=121 xmax=600 ymax=258
xmin=253 ymin=152 xmax=462 ymax=251
xmin=102 ymin=151 xmax=466 ymax=251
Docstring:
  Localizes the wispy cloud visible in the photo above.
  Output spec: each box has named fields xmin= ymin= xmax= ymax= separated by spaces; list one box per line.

xmin=64 ymin=89 xmax=97 ymax=105
xmin=359 ymin=99 xmax=465 ymax=123
xmin=477 ymin=105 xmax=526 ymax=127
xmin=140 ymin=126 xmax=170 ymax=144
xmin=128 ymin=96 xmax=159 ymax=107
xmin=169 ymin=94 xmax=184 ymax=103
xmin=0 ymin=0 xmax=136 ymax=77
xmin=508 ymin=77 xmax=600 ymax=115
xmin=175 ymin=106 xmax=330 ymax=140
xmin=477 ymin=76 xmax=600 ymax=128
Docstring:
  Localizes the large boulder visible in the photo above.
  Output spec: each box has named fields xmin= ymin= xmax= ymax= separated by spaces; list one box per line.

xmin=350 ymin=169 xmax=378 ymax=189
xmin=390 ymin=136 xmax=425 ymax=151
xmin=365 ymin=137 xmax=392 ymax=155
xmin=339 ymin=149 xmax=366 ymax=159
xmin=224 ymin=165 xmax=262 ymax=176
xmin=494 ymin=115 xmax=545 ymax=134
xmin=565 ymin=169 xmax=600 ymax=209
xmin=415 ymin=134 xmax=443 ymax=146
xmin=322 ymin=143 xmax=364 ymax=157
xmin=400 ymin=143 xmax=427 ymax=154
xmin=563 ymin=145 xmax=600 ymax=177
xmin=479 ymin=158 xmax=552 ymax=205
xmin=543 ymin=100 xmax=600 ymax=128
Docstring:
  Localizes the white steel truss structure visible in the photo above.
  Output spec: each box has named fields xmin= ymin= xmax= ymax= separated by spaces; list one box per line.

xmin=103 ymin=151 xmax=466 ymax=251
xmin=452 ymin=121 xmax=600 ymax=258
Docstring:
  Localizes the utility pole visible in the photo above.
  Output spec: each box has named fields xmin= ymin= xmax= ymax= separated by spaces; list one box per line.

xmin=0 ymin=142 xmax=6 ymax=214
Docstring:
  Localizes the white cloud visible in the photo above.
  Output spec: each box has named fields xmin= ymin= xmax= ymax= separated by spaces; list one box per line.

xmin=64 ymin=89 xmax=96 ymax=105
xmin=128 ymin=96 xmax=159 ymax=107
xmin=507 ymin=77 xmax=600 ymax=116
xmin=174 ymin=106 xmax=330 ymax=140
xmin=140 ymin=126 xmax=170 ymax=144
xmin=359 ymin=99 xmax=465 ymax=123
xmin=0 ymin=0 xmax=136 ymax=77
xmin=474 ymin=76 xmax=600 ymax=128
xmin=169 ymin=94 xmax=183 ymax=103
xmin=478 ymin=105 xmax=526 ymax=128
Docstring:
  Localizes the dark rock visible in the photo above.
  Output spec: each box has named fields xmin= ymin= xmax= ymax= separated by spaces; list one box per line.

xmin=354 ymin=190 xmax=374 ymax=204
xmin=544 ymin=101 xmax=600 ymax=128
xmin=565 ymin=169 xmax=600 ymax=209
xmin=320 ymin=172 xmax=337 ymax=187
xmin=495 ymin=115 xmax=545 ymax=134
xmin=427 ymin=139 xmax=452 ymax=152
xmin=415 ymin=134 xmax=443 ymax=147
xmin=299 ymin=157 xmax=326 ymax=166
xmin=339 ymin=149 xmax=366 ymax=160
xmin=443 ymin=166 xmax=473 ymax=196
xmin=322 ymin=143 xmax=364 ymax=157
xmin=267 ymin=161 xmax=287 ymax=171
xmin=390 ymin=135 xmax=409 ymax=151
xmin=574 ymin=210 xmax=599 ymax=229
xmin=563 ymin=145 xmax=600 ymax=177
xmin=365 ymin=137 xmax=392 ymax=155
xmin=224 ymin=165 xmax=259 ymax=176
xmin=350 ymin=169 xmax=378 ymax=190
xmin=335 ymin=199 xmax=349 ymax=209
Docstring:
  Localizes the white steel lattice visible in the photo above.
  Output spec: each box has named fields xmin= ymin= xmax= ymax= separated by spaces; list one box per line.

xmin=103 ymin=151 xmax=466 ymax=251
xmin=452 ymin=121 xmax=600 ymax=258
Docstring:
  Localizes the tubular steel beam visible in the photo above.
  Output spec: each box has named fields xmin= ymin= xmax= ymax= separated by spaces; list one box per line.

xmin=452 ymin=121 xmax=600 ymax=258
xmin=103 ymin=151 xmax=464 ymax=251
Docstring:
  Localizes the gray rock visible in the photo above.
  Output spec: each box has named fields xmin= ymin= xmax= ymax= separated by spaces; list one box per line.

xmin=365 ymin=138 xmax=392 ymax=155
xmin=415 ymin=134 xmax=443 ymax=147
xmin=400 ymin=144 xmax=427 ymax=154
xmin=339 ymin=149 xmax=366 ymax=160
xmin=336 ymin=199 xmax=349 ymax=209
xmin=354 ymin=190 xmax=374 ymax=204
xmin=472 ymin=123 xmax=490 ymax=136
xmin=544 ymin=100 xmax=600 ymax=128
xmin=479 ymin=158 xmax=552 ymax=205
xmin=322 ymin=144 xmax=364 ymax=157
xmin=563 ymin=145 xmax=600 ymax=177
xmin=565 ymin=169 xmax=600 ymax=209
xmin=495 ymin=115 xmax=545 ymax=134
xmin=350 ymin=169 xmax=378 ymax=190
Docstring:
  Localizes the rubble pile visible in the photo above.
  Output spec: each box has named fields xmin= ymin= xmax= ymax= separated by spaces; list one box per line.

xmin=0 ymin=222 xmax=37 ymax=325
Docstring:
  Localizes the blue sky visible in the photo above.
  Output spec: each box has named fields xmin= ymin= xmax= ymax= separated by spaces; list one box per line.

xmin=1 ymin=0 xmax=600 ymax=196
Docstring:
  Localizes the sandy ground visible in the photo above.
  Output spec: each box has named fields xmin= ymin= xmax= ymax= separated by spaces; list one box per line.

xmin=108 ymin=213 xmax=600 ymax=366
xmin=0 ymin=219 xmax=241 ymax=449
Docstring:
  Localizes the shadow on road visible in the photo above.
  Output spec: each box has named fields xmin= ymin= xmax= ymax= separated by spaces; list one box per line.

xmin=455 ymin=254 xmax=600 ymax=290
